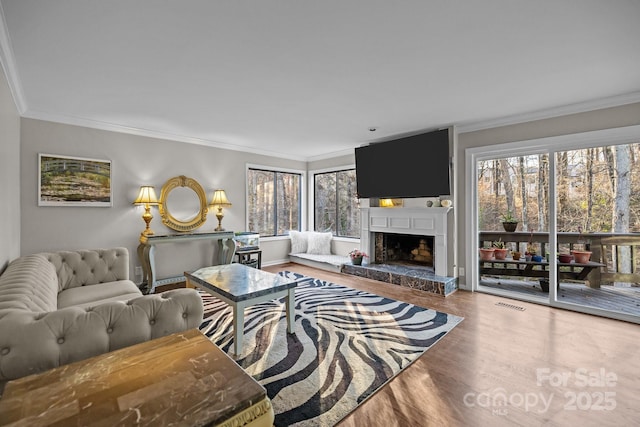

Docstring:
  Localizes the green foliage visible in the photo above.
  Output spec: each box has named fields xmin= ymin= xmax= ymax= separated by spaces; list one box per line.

xmin=501 ymin=210 xmax=517 ymax=223
xmin=492 ymin=238 xmax=506 ymax=249
xmin=478 ymin=143 xmax=640 ymax=233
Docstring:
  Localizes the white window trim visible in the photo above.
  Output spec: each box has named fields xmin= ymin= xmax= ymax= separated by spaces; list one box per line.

xmin=245 ymin=163 xmax=307 ymax=236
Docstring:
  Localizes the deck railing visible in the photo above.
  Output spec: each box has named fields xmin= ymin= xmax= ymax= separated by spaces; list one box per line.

xmin=479 ymin=231 xmax=640 ymax=286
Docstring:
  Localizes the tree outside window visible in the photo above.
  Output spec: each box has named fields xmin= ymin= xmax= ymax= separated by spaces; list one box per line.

xmin=477 ymin=142 xmax=640 ymax=234
xmin=314 ymin=169 xmax=359 ymax=238
xmin=247 ymin=168 xmax=301 ymax=236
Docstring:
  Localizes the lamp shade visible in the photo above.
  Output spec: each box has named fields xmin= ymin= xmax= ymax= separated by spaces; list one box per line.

xmin=133 ymin=186 xmax=159 ymax=205
xmin=210 ymin=189 xmax=232 ymax=207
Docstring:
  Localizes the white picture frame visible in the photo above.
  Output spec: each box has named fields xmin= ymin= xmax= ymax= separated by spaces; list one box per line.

xmin=38 ymin=153 xmax=112 ymax=207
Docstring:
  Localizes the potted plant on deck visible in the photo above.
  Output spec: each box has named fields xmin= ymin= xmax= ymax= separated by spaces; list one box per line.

xmin=558 ymin=252 xmax=573 ymax=263
xmin=571 ymin=250 xmax=592 ymax=264
xmin=349 ymin=249 xmax=368 ymax=265
xmin=525 ymin=244 xmax=536 ymax=262
xmin=492 ymin=238 xmax=508 ymax=260
xmin=501 ymin=210 xmax=518 ymax=232
xmin=479 ymin=245 xmax=495 ymax=261
xmin=525 ymin=230 xmax=538 ymax=261
xmin=571 ymin=226 xmax=592 ymax=263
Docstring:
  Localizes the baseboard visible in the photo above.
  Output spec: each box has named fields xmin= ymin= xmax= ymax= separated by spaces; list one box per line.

xmin=287 ymin=255 xmax=344 ymax=273
xmin=262 ymin=258 xmax=291 ymax=268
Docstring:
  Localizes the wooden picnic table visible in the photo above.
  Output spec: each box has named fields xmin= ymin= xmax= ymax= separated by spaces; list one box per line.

xmin=480 ymin=258 xmax=606 ymax=288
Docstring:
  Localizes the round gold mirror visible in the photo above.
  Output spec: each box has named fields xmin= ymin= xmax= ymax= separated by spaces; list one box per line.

xmin=158 ymin=175 xmax=208 ymax=232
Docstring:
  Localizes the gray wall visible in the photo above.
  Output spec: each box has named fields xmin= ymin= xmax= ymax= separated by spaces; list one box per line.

xmin=455 ymin=102 xmax=640 ymax=287
xmin=20 ymin=118 xmax=306 ymax=280
xmin=14 ymin=98 xmax=640 ymax=287
xmin=0 ymin=65 xmax=21 ymax=272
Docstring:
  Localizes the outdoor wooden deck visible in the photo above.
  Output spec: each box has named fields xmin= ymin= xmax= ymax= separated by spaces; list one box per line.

xmin=480 ymin=277 xmax=640 ymax=316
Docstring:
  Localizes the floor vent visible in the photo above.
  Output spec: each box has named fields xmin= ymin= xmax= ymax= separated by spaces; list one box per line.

xmin=495 ymin=301 xmax=526 ymax=311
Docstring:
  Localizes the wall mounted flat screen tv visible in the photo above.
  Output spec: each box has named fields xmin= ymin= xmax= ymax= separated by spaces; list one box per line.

xmin=355 ymin=128 xmax=450 ymax=199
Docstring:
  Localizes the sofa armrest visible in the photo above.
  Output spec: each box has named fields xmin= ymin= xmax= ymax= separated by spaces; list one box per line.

xmin=0 ymin=288 xmax=203 ymax=382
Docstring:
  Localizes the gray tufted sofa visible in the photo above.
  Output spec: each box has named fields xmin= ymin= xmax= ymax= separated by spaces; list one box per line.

xmin=0 ymin=247 xmax=204 ymax=384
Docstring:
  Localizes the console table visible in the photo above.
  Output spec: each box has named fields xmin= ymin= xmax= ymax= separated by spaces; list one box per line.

xmin=138 ymin=231 xmax=235 ymax=294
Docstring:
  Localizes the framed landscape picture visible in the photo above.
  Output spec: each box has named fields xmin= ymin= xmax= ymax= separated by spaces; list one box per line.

xmin=38 ymin=154 xmax=112 ymax=207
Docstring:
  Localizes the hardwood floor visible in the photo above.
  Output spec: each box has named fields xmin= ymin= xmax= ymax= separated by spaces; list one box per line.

xmin=264 ymin=263 xmax=640 ymax=427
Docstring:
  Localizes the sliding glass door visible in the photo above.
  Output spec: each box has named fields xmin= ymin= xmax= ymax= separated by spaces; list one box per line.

xmin=476 ymin=153 xmax=550 ymax=303
xmin=551 ymin=143 xmax=640 ymax=319
xmin=468 ymin=126 xmax=640 ymax=324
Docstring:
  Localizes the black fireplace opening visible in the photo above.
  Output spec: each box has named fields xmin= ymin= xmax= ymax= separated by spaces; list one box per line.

xmin=374 ymin=232 xmax=434 ymax=267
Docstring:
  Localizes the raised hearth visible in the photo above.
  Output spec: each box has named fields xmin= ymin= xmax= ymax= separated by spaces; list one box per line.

xmin=341 ymin=263 xmax=458 ymax=296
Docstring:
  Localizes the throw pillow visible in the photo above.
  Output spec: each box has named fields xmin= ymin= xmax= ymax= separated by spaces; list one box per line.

xmin=289 ymin=231 xmax=308 ymax=254
xmin=306 ymin=232 xmax=332 ymax=255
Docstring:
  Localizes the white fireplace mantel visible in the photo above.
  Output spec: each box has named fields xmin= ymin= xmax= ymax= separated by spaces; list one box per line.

xmin=361 ymin=207 xmax=455 ymax=277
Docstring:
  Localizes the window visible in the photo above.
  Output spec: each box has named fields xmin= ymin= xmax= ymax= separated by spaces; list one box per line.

xmin=247 ymin=167 xmax=302 ymax=237
xmin=314 ymin=169 xmax=360 ymax=238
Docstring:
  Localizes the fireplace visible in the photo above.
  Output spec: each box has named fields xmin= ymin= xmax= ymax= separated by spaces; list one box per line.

xmin=341 ymin=205 xmax=457 ymax=296
xmin=375 ymin=232 xmax=434 ymax=268
xmin=364 ymin=206 xmax=454 ymax=277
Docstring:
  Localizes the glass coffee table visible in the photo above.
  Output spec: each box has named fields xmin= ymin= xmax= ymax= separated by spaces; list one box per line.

xmin=185 ymin=263 xmax=300 ymax=355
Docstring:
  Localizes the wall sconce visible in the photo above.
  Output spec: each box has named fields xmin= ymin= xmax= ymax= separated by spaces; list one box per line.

xmin=210 ymin=189 xmax=232 ymax=231
xmin=133 ymin=186 xmax=159 ymax=236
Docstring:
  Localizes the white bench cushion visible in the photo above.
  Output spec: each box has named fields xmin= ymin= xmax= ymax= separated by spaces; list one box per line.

xmin=289 ymin=253 xmax=350 ymax=267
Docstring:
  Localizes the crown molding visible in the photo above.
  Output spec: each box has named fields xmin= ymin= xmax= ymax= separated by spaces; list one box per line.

xmin=456 ymin=91 xmax=640 ymax=134
xmin=305 ymin=147 xmax=355 ymax=162
xmin=22 ymin=109 xmax=313 ymax=162
xmin=0 ymin=3 xmax=26 ymax=113
xmin=17 ymin=91 xmax=640 ymax=164
xmin=22 ymin=108 xmax=357 ymax=163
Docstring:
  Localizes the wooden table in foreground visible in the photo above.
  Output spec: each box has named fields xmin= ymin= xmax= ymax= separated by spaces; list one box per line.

xmin=0 ymin=329 xmax=274 ymax=427
xmin=185 ymin=263 xmax=300 ymax=356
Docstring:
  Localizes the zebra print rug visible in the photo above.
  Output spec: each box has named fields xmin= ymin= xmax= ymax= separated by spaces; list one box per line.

xmin=198 ymin=271 xmax=463 ymax=427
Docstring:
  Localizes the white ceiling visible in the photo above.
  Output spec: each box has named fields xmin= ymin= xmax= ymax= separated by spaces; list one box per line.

xmin=1 ymin=1 xmax=640 ymax=161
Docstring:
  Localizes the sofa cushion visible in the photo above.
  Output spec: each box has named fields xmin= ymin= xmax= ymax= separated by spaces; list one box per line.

xmin=42 ymin=248 xmax=129 ymax=291
xmin=0 ymin=255 xmax=58 ymax=313
xmin=58 ymin=280 xmax=142 ymax=309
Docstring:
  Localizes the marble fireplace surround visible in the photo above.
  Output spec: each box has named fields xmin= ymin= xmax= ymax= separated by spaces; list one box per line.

xmin=342 ymin=206 xmax=457 ymax=296
xmin=365 ymin=207 xmax=454 ymax=277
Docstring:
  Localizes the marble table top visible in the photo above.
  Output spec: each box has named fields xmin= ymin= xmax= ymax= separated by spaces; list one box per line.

xmin=0 ymin=329 xmax=271 ymax=426
xmin=185 ymin=263 xmax=299 ymax=302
